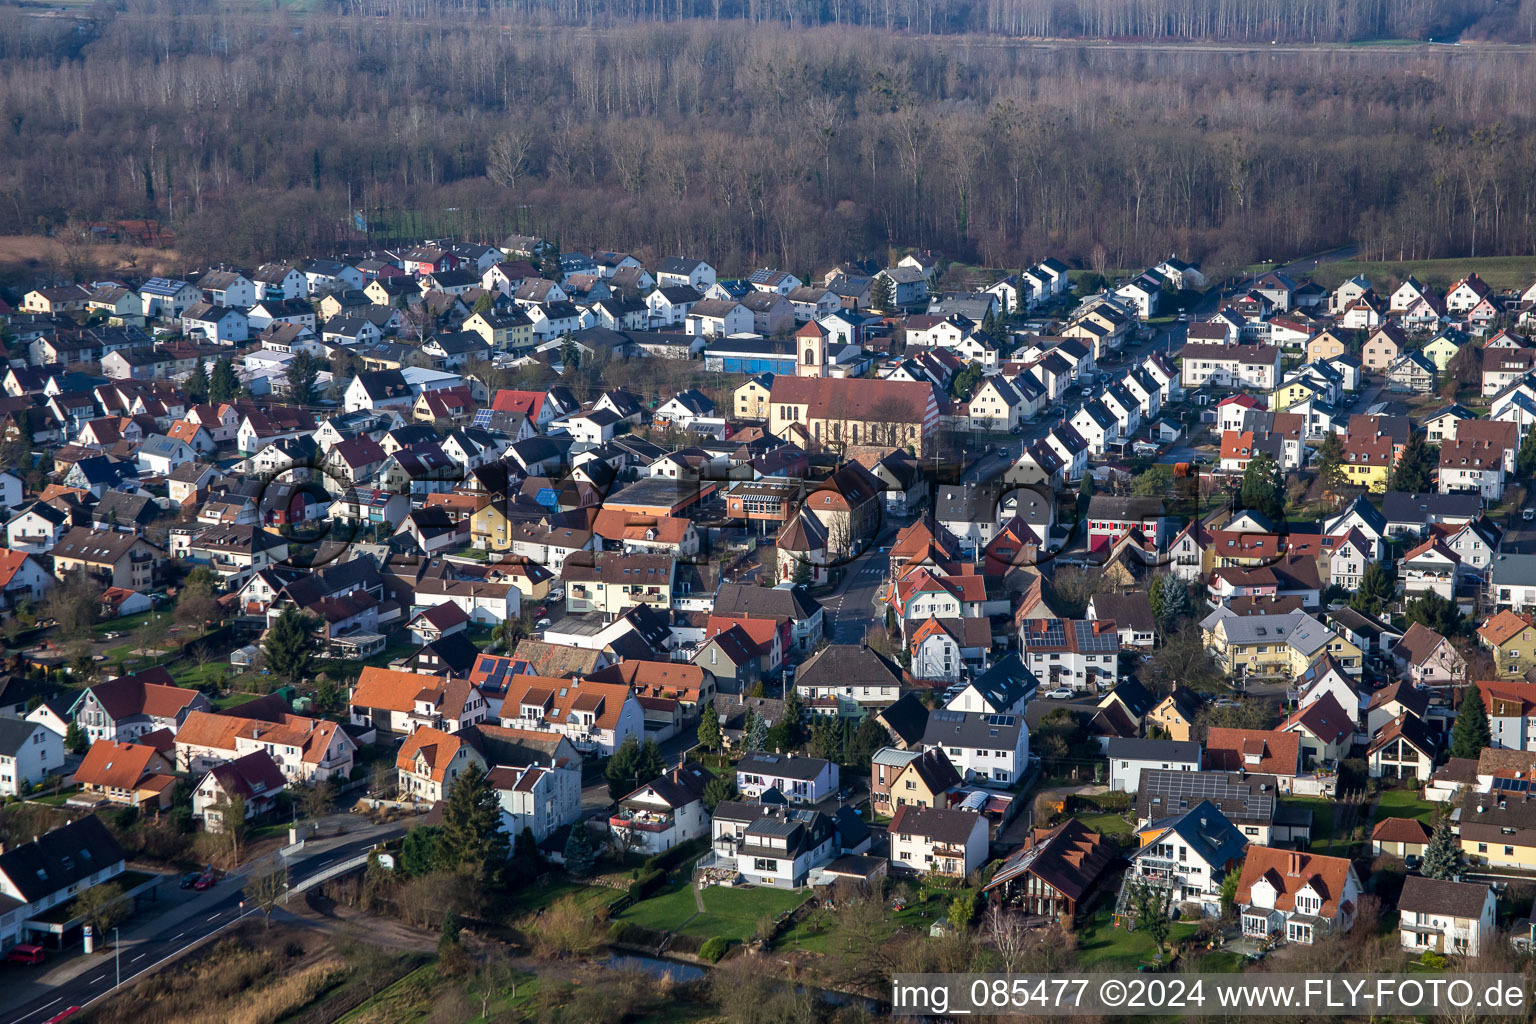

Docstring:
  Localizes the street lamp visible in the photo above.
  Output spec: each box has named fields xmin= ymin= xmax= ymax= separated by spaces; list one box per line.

xmin=113 ymin=926 xmax=120 ymax=990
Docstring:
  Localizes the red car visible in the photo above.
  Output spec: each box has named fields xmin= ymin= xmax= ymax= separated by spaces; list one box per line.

xmin=193 ymin=872 xmax=216 ymax=891
xmin=45 ymin=1009 xmax=80 ymax=1024
xmin=6 ymin=944 xmax=45 ymax=965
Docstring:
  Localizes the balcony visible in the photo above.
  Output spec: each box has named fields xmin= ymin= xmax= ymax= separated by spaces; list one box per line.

xmin=610 ymin=809 xmax=675 ymax=833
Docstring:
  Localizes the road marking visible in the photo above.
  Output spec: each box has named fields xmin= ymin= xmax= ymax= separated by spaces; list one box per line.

xmin=132 ymin=953 xmax=146 ymax=962
xmin=171 ymin=932 xmax=185 ymax=941
xmin=207 ymin=913 xmax=221 ymax=922
xmin=91 ymin=975 xmax=106 ymax=984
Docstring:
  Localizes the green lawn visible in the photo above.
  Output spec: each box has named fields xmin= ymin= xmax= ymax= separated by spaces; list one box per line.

xmin=1312 ymin=255 xmax=1536 ymax=293
xmin=1074 ymin=811 xmax=1133 ymax=836
xmin=1075 ymin=907 xmax=1198 ymax=968
xmin=212 ymin=690 xmax=266 ymax=710
xmin=1283 ymin=797 xmax=1344 ymax=855
xmin=1372 ymin=788 xmax=1441 ymax=825
xmin=92 ymin=610 xmax=156 ymax=636
xmin=622 ymin=883 xmax=808 ymax=943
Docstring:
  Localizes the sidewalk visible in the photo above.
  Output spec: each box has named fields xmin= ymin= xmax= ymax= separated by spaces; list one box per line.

xmin=13 ymin=816 xmax=411 ymax=997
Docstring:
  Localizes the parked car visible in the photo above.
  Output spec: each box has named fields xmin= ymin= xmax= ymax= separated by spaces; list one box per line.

xmin=194 ymin=871 xmax=216 ymax=891
xmin=179 ymin=871 xmax=202 ymax=889
xmin=1523 ymin=508 xmax=1534 ymax=522
xmin=1045 ymin=687 xmax=1075 ymax=700
xmin=6 ymin=944 xmax=45 ymax=965
xmin=535 ymin=618 xmax=552 ymax=630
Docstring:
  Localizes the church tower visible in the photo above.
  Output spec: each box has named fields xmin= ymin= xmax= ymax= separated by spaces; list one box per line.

xmin=796 ymin=320 xmax=828 ymax=378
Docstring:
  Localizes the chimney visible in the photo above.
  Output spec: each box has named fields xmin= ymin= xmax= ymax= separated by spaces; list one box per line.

xmin=1289 ymin=851 xmax=1301 ymax=875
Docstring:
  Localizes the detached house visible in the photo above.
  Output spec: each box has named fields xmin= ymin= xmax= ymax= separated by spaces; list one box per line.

xmin=889 ymin=805 xmax=990 ymax=878
xmin=69 ymin=669 xmax=212 ymax=744
xmin=1397 ymin=875 xmax=1497 ymax=957
xmin=1236 ymin=846 xmax=1361 ymax=945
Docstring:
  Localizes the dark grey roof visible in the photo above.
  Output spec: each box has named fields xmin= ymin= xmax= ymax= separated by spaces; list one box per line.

xmin=0 ymin=717 xmax=46 ymax=756
xmin=712 ymin=582 xmax=822 ymax=621
xmin=921 ymin=709 xmax=1023 ymax=750
xmin=796 ymin=644 xmax=903 ymax=689
xmin=1136 ymin=769 xmax=1279 ymax=827
xmin=876 ymin=692 xmax=929 ymax=747
xmin=736 ymin=752 xmax=832 ymax=782
xmin=1382 ymin=491 xmax=1481 ymax=524
xmin=1106 ymin=737 xmax=1201 ymax=763
xmin=0 ymin=816 xmax=125 ymax=903
xmin=1398 ymin=875 xmax=1494 ymax=919
xmin=890 ymin=805 xmax=983 ymax=845
xmin=964 ymin=654 xmax=1037 ymax=710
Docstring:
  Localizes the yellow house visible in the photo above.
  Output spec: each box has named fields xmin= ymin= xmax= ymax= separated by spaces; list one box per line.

xmin=1147 ymin=688 xmax=1200 ymax=742
xmin=1203 ymin=610 xmax=1361 ymax=678
xmin=1477 ymin=610 xmax=1536 ymax=678
xmin=887 ymin=749 xmax=961 ymax=812
xmin=470 ymin=502 xmax=516 ymax=551
xmin=464 ymin=310 xmax=532 ymax=353
xmin=1340 ymin=431 xmax=1396 ymax=493
xmin=1460 ymin=793 xmax=1536 ymax=870
xmin=1306 ymin=329 xmax=1352 ymax=362
xmin=87 ymin=286 xmax=146 ymax=325
xmin=733 ymin=375 xmax=774 ymax=421
xmin=1422 ymin=334 xmax=1462 ymax=371
xmin=1271 ymin=377 xmax=1325 ymax=412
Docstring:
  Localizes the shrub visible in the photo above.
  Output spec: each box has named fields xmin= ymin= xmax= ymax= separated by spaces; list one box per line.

xmin=1092 ymin=791 xmax=1132 ymax=813
xmin=699 ymin=936 xmax=730 ymax=962
xmin=608 ymin=921 xmax=634 ymax=943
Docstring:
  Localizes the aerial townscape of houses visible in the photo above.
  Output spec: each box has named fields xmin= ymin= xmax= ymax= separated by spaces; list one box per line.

xmin=8 ymin=239 xmax=1536 ymax=971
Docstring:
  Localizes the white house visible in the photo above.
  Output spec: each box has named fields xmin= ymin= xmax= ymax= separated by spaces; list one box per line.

xmin=888 ymin=805 xmax=990 ymax=878
xmin=490 ymin=755 xmax=582 ymax=845
xmin=498 ymin=677 xmax=643 ymax=756
xmin=0 ymin=718 xmax=63 ymax=797
xmin=1179 ymin=343 xmax=1282 ymax=391
xmin=921 ymin=709 xmax=1029 ymax=786
xmin=609 ymin=761 xmax=715 ymax=855
xmin=1106 ymin=738 xmax=1201 ymax=793
xmin=708 ymin=801 xmax=838 ymax=888
xmin=1122 ymin=799 xmax=1248 ymax=918
xmin=735 ymin=752 xmax=839 ymax=803
xmin=1237 ymin=846 xmax=1361 ymax=945
xmin=1397 ymin=875 xmax=1496 ymax=957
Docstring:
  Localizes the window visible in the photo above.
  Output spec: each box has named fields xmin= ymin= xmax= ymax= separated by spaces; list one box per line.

xmin=753 ymin=857 xmax=778 ymax=872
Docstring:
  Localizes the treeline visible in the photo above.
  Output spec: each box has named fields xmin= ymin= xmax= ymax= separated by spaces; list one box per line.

xmin=315 ymin=0 xmax=1534 ymax=42
xmin=3 ymin=11 xmax=1536 ymax=279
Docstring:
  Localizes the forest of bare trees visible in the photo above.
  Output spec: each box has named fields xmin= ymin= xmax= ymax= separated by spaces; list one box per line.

xmin=2 ymin=7 xmax=1536 ymax=280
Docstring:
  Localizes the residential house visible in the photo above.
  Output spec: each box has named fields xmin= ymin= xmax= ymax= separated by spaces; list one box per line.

xmin=1106 ymin=738 xmax=1200 ymax=793
xmin=609 ymin=761 xmax=716 ymax=855
xmin=348 ymin=666 xmax=490 ymax=736
xmin=0 ymin=718 xmax=63 ymax=797
xmin=68 ymin=670 xmax=211 ymax=744
xmin=707 ymin=801 xmax=838 ymax=888
xmin=1478 ymin=610 xmax=1536 ymax=678
xmin=981 ymin=819 xmax=1118 ymax=923
xmin=1367 ymin=713 xmax=1436 ymax=780
xmin=1397 ymin=876 xmax=1497 ymax=957
xmin=498 ymin=675 xmax=643 ymax=756
xmin=921 ymin=709 xmax=1029 ymax=786
xmin=192 ymin=751 xmax=287 ymax=831
xmin=1236 ymin=846 xmax=1361 ymax=945
xmin=73 ymin=739 xmax=176 ymax=809
xmin=396 ymin=725 xmax=485 ymax=804
xmin=0 ymin=817 xmax=126 ymax=949
xmin=735 ymin=752 xmax=839 ymax=803
xmin=1121 ymin=800 xmax=1248 ymax=920
xmin=889 ymin=805 xmax=989 ymax=878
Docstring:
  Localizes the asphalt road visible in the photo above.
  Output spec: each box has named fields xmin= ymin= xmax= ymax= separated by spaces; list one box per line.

xmin=1 ymin=828 xmax=404 ymax=1024
xmin=824 ymin=517 xmax=906 ymax=644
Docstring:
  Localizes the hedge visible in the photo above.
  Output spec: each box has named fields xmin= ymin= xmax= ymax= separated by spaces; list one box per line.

xmin=699 ymin=937 xmax=730 ymax=962
xmin=627 ymin=868 xmax=665 ymax=902
xmin=643 ymin=837 xmax=708 ymax=874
